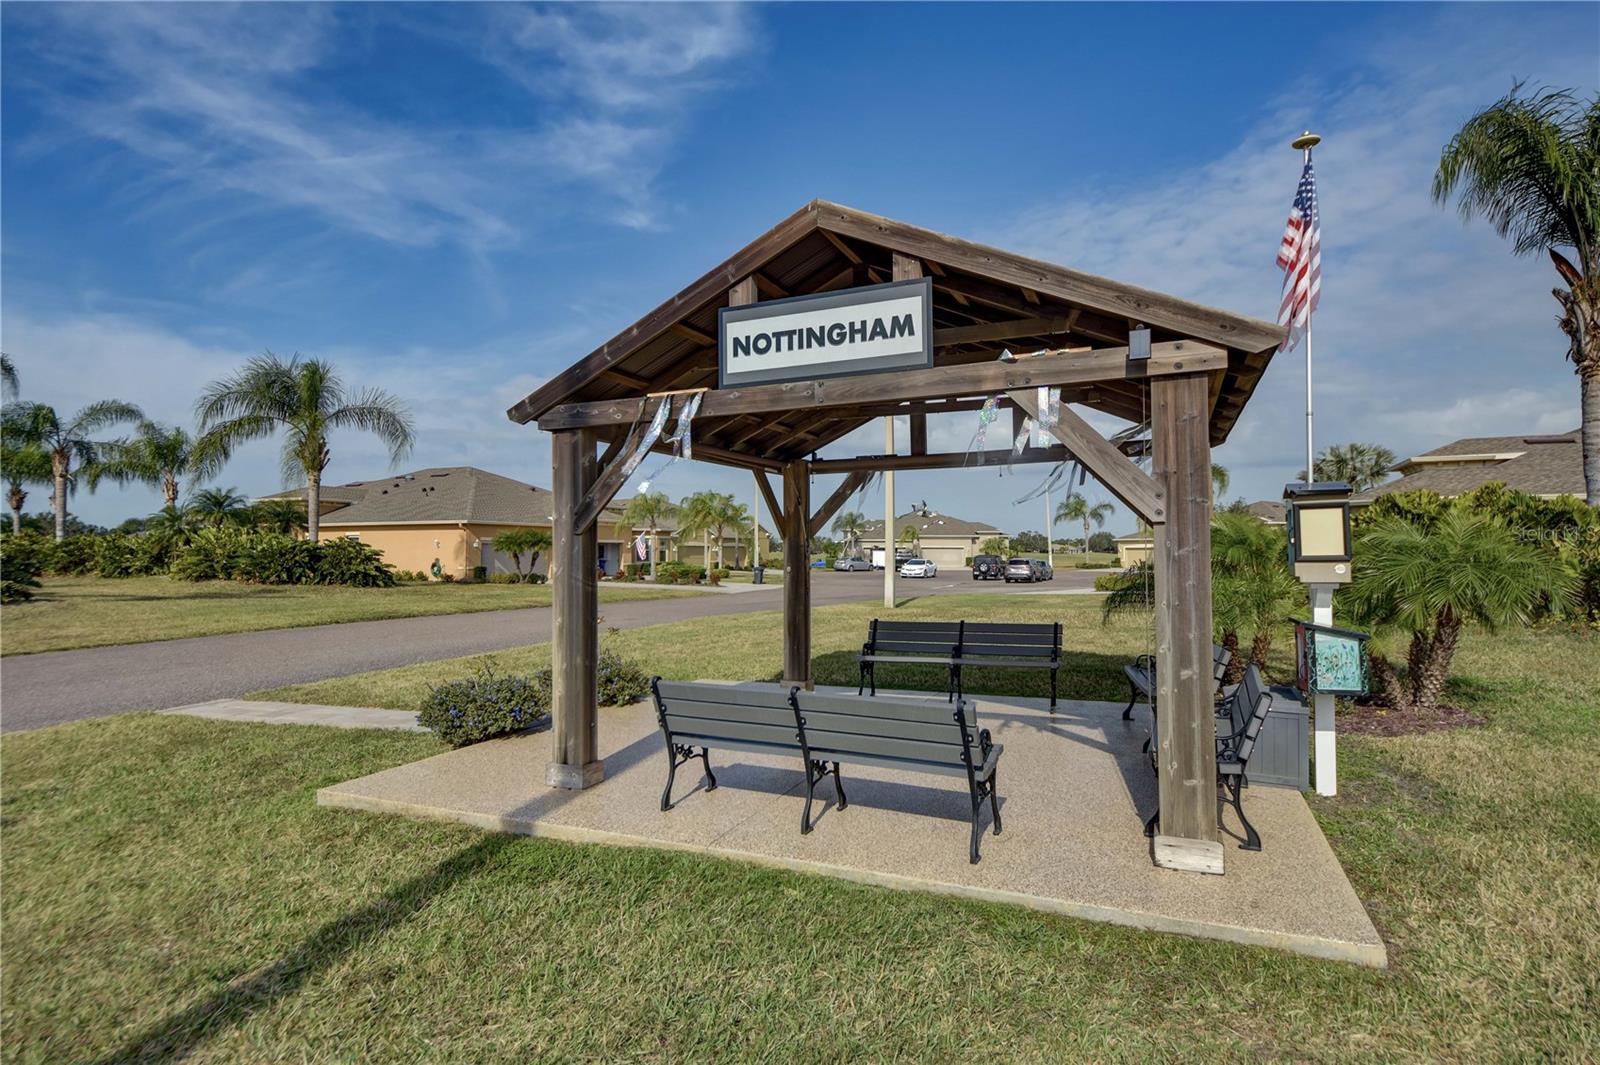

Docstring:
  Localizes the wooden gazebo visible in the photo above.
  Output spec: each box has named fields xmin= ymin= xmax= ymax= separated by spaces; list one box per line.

xmin=507 ymin=200 xmax=1282 ymax=873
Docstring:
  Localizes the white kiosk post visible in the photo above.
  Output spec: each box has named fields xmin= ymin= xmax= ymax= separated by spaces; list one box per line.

xmin=1283 ymin=481 xmax=1354 ymax=797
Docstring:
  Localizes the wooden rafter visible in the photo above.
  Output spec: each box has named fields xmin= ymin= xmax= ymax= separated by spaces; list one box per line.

xmin=1008 ymin=388 xmax=1165 ymax=523
xmin=807 ymin=471 xmax=873 ymax=538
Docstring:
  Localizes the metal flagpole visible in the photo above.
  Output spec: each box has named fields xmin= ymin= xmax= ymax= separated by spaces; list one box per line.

xmin=1045 ymin=486 xmax=1054 ymax=569
xmin=1293 ymin=131 xmax=1321 ymax=480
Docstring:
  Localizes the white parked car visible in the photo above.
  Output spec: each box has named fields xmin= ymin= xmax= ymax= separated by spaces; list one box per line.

xmin=898 ymin=558 xmax=937 ymax=578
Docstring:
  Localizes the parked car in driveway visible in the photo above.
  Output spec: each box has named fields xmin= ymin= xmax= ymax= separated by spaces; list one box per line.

xmin=898 ymin=558 xmax=937 ymax=578
xmin=833 ymin=556 xmax=872 ymax=572
xmin=971 ymin=554 xmax=1004 ymax=580
xmin=1004 ymin=557 xmax=1037 ymax=582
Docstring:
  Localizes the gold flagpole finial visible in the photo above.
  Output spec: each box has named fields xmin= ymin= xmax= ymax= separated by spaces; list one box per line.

xmin=1291 ymin=131 xmax=1322 ymax=151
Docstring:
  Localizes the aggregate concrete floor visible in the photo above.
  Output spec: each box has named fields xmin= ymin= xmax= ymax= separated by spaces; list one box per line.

xmin=318 ymin=686 xmax=1386 ymax=967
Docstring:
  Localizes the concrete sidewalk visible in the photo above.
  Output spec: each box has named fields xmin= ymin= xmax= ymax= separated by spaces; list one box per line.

xmin=159 ymin=699 xmax=427 ymax=731
xmin=318 ymin=686 xmax=1385 ymax=967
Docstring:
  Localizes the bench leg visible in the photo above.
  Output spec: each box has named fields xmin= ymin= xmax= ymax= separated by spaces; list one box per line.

xmin=1049 ymin=668 xmax=1058 ymax=714
xmin=968 ymin=790 xmax=983 ymax=864
xmin=1122 ymin=678 xmax=1138 ymax=720
xmin=1225 ymin=774 xmax=1261 ymax=851
xmin=701 ymin=748 xmax=717 ymax=792
xmin=1143 ymin=807 xmax=1160 ymax=838
xmin=801 ymin=758 xmax=833 ymax=835
xmin=857 ymin=661 xmax=866 ymax=696
xmin=832 ymin=762 xmax=847 ymax=810
xmin=868 ymin=661 xmax=877 ymax=697
xmin=988 ymin=771 xmax=1002 ymax=835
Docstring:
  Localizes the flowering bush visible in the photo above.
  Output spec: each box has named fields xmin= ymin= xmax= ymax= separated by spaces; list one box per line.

xmin=417 ymin=662 xmax=551 ymax=747
xmin=595 ymin=648 xmax=651 ymax=707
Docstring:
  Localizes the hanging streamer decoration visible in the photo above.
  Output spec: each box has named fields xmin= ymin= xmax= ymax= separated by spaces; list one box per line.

xmin=1033 ymin=385 xmax=1061 ymax=447
xmin=636 ymin=390 xmax=704 ymax=493
xmin=965 ymin=393 xmax=1005 ymax=465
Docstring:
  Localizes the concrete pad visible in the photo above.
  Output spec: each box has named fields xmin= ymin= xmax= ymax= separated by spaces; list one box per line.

xmin=317 ymin=686 xmax=1385 ymax=967
xmin=161 ymin=699 xmax=426 ymax=732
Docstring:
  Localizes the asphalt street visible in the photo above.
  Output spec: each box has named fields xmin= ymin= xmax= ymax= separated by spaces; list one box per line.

xmin=0 ymin=567 xmax=1103 ymax=733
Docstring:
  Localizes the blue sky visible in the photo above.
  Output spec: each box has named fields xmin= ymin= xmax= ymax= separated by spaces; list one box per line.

xmin=4 ymin=2 xmax=1597 ymax=533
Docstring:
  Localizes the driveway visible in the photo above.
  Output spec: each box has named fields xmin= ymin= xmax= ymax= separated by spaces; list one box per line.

xmin=0 ymin=568 xmax=1105 ymax=734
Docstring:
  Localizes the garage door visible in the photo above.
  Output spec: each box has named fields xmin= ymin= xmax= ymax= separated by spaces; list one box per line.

xmin=920 ymin=545 xmax=969 ymax=570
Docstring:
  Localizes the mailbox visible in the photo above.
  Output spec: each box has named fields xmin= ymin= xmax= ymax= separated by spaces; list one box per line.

xmin=1283 ymin=481 xmax=1353 ymax=584
xmin=1294 ymin=620 xmax=1371 ymax=696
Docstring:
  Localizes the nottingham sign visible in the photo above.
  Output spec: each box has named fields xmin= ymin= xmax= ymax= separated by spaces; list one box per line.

xmin=719 ymin=277 xmax=934 ymax=388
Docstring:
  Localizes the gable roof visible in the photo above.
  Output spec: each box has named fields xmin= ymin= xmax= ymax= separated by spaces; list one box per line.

xmin=856 ymin=511 xmax=1005 ymax=540
xmin=278 ymin=467 xmax=562 ymax=527
xmin=1355 ymin=431 xmax=1583 ymax=501
xmin=507 ymin=200 xmax=1282 ymax=454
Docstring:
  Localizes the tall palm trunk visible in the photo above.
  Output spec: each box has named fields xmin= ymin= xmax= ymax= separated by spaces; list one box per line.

xmin=307 ymin=471 xmax=321 ymax=542
xmin=1220 ymin=630 xmax=1243 ymax=685
xmin=163 ymin=471 xmax=179 ymax=508
xmin=1082 ymin=517 xmax=1091 ymax=554
xmin=1581 ymin=360 xmax=1599 ymax=507
xmin=8 ymin=483 xmax=24 ymax=534
xmin=648 ymin=524 xmax=658 ymax=581
xmin=1557 ymin=264 xmax=1600 ymax=504
xmin=51 ymin=452 xmax=69 ymax=542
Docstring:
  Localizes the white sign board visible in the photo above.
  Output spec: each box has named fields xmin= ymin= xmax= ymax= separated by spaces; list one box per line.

xmin=719 ymin=278 xmax=933 ymax=388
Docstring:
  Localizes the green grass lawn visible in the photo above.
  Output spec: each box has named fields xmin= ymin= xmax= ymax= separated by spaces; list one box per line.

xmin=3 ymin=603 xmax=1596 ymax=1060
xmin=257 ymin=594 xmax=1154 ymax=709
xmin=0 ymin=576 xmax=693 ymax=656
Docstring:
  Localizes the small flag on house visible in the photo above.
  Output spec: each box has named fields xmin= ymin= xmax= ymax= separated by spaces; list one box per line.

xmin=1276 ymin=156 xmax=1322 ymax=352
xmin=633 ymin=534 xmax=649 ymax=561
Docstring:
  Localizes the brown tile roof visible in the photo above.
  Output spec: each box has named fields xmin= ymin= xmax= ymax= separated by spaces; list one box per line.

xmin=1355 ymin=431 xmax=1583 ymax=501
xmin=288 ymin=467 xmax=561 ymax=527
xmin=857 ymin=511 xmax=1005 ymax=539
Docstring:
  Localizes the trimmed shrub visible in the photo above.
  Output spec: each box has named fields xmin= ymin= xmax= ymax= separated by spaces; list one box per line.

xmin=1 ymin=534 xmax=48 ymax=602
xmin=487 ymin=572 xmax=520 ymax=584
xmin=417 ymin=663 xmax=550 ymax=747
xmin=311 ymin=537 xmax=397 ymax=587
xmin=1095 ymin=567 xmax=1151 ymax=592
xmin=95 ymin=534 xmax=138 ymax=578
xmin=235 ymin=533 xmax=319 ymax=585
xmin=654 ymin=561 xmax=704 ymax=585
xmin=171 ymin=527 xmax=250 ymax=581
xmin=595 ymin=648 xmax=651 ymax=707
xmin=49 ymin=534 xmax=99 ymax=576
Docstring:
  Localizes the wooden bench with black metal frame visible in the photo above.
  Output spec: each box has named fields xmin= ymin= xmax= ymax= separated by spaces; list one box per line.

xmin=650 ymin=679 xmax=1004 ymax=863
xmin=1143 ymin=663 xmax=1273 ymax=851
xmin=858 ymin=619 xmax=1063 ymax=713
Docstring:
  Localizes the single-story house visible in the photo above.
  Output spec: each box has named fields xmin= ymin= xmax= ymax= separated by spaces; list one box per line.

xmin=1113 ymin=532 xmax=1153 ymax=568
xmin=854 ymin=510 xmax=1006 ymax=571
xmin=1352 ymin=430 xmax=1584 ymax=503
xmin=1242 ymin=500 xmax=1287 ymax=525
xmin=263 ymin=466 xmax=769 ymax=579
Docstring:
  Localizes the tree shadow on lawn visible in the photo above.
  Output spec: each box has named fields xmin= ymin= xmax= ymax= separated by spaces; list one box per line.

xmin=94 ymin=832 xmax=519 ymax=1065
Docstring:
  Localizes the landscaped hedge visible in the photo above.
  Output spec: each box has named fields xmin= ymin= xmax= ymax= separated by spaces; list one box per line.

xmin=653 ymin=561 xmax=705 ymax=585
xmin=0 ymin=534 xmax=47 ymax=602
xmin=416 ymin=649 xmax=651 ymax=747
xmin=167 ymin=528 xmax=396 ymax=587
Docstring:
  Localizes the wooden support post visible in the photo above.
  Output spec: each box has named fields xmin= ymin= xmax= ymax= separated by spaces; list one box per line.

xmin=884 ymin=253 xmax=922 ymax=609
xmin=753 ymin=469 xmax=785 ymax=530
xmin=782 ymin=460 xmax=812 ymax=688
xmin=1150 ymin=372 xmax=1220 ymax=873
xmin=909 ymin=413 xmax=928 ymax=456
xmin=548 ymin=429 xmax=603 ymax=790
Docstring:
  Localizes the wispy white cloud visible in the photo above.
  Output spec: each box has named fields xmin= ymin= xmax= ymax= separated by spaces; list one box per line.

xmin=8 ymin=2 xmax=756 ymax=274
xmin=989 ymin=6 xmax=1596 ymax=521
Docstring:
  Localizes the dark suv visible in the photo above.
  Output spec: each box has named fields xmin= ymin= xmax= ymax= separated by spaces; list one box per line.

xmin=972 ymin=554 xmax=1004 ymax=580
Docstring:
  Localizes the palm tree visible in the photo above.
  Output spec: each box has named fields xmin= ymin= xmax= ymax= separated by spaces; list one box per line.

xmin=1298 ymin=442 xmax=1398 ymax=492
xmin=246 ymin=498 xmax=309 ymax=535
xmin=1 ymin=399 xmax=143 ymax=540
xmin=707 ymin=494 xmax=748 ymax=570
xmin=1056 ymin=492 xmax=1113 ymax=554
xmin=1433 ymin=84 xmax=1600 ymax=505
xmin=832 ymin=510 xmax=867 ymax=555
xmin=195 ymin=352 xmax=415 ymax=541
xmin=490 ymin=527 xmax=552 ymax=583
xmin=189 ymin=486 xmax=251 ymax=528
xmin=1348 ymin=511 xmax=1571 ymax=712
xmin=1211 ymin=463 xmax=1230 ymax=499
xmin=1210 ymin=513 xmax=1300 ymax=682
xmin=1 ymin=441 xmax=52 ymax=535
xmin=88 ymin=421 xmax=220 ymax=507
xmin=621 ymin=490 xmax=677 ymax=581
xmin=898 ymin=524 xmax=920 ymax=557
xmin=0 ymin=354 xmax=17 ymax=401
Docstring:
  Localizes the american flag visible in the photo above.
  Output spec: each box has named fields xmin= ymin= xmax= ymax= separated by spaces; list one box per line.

xmin=1276 ymin=158 xmax=1321 ymax=351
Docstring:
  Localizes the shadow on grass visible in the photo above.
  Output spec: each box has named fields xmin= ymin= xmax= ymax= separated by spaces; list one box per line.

xmin=94 ymin=833 xmax=518 ymax=1065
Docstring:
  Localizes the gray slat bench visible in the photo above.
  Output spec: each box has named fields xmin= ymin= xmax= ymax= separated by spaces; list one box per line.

xmin=650 ymin=679 xmax=1004 ymax=863
xmin=1121 ymin=643 xmax=1233 ymax=720
xmin=858 ymin=619 xmax=1063 ymax=712
xmin=1144 ymin=663 xmax=1273 ymax=851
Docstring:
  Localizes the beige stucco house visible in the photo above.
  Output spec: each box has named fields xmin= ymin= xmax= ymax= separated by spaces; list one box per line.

xmin=1352 ymin=430 xmax=1583 ymax=503
xmin=854 ymin=509 xmax=1006 ymax=571
xmin=264 ymin=466 xmax=768 ymax=579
